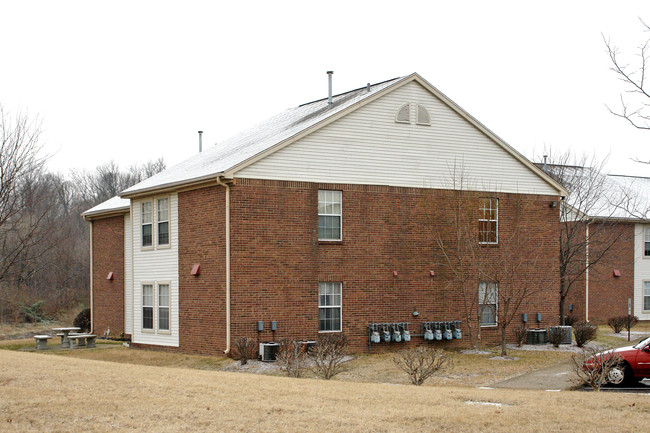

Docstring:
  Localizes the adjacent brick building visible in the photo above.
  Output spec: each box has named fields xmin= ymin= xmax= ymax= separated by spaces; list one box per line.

xmin=84 ymin=73 xmax=568 ymax=355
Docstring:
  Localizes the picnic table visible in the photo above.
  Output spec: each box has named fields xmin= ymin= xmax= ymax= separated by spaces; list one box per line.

xmin=52 ymin=327 xmax=81 ymax=348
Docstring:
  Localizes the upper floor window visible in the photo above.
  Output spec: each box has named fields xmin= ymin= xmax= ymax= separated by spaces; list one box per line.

xmin=479 ymin=281 xmax=497 ymax=326
xmin=645 ymin=228 xmax=650 ymax=257
xmin=318 ymin=190 xmax=342 ymax=241
xmin=158 ymin=198 xmax=169 ymax=246
xmin=141 ymin=202 xmax=153 ymax=247
xmin=479 ymin=198 xmax=498 ymax=244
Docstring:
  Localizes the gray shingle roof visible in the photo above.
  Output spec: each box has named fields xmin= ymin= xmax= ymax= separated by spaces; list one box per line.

xmin=120 ymin=77 xmax=403 ymax=197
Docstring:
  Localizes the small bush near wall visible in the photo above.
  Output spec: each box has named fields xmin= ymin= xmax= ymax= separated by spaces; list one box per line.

xmin=571 ymin=346 xmax=623 ymax=391
xmin=513 ymin=326 xmax=527 ymax=347
xmin=276 ymin=339 xmax=308 ymax=378
xmin=235 ymin=337 xmax=257 ymax=365
xmin=608 ymin=316 xmax=627 ymax=334
xmin=73 ymin=308 xmax=90 ymax=332
xmin=311 ymin=334 xmax=348 ymax=380
xmin=548 ymin=327 xmax=564 ymax=348
xmin=625 ymin=316 xmax=639 ymax=332
xmin=393 ymin=347 xmax=450 ymax=386
xmin=573 ymin=322 xmax=597 ymax=347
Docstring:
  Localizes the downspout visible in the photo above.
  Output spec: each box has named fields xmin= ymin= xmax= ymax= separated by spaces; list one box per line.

xmin=216 ymin=176 xmax=232 ymax=354
xmin=585 ymin=222 xmax=590 ymax=322
xmin=89 ymin=220 xmax=94 ymax=333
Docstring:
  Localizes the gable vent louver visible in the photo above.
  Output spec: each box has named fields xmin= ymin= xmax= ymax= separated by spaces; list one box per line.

xmin=416 ymin=105 xmax=431 ymax=125
xmin=395 ymin=104 xmax=410 ymax=123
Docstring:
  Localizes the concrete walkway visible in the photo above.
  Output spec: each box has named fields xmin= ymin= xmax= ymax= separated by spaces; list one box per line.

xmin=490 ymin=361 xmax=576 ymax=391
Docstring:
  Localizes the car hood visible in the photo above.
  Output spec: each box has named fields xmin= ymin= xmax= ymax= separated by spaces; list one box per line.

xmin=609 ymin=345 xmax=636 ymax=355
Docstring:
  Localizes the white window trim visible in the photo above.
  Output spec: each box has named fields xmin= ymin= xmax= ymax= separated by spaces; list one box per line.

xmin=318 ymin=282 xmax=342 ymax=333
xmin=479 ymin=281 xmax=498 ymax=327
xmin=478 ymin=198 xmax=499 ymax=245
xmin=644 ymin=228 xmax=650 ymax=258
xmin=318 ymin=190 xmax=342 ymax=242
xmin=643 ymin=280 xmax=650 ymax=313
xmin=140 ymin=196 xmax=172 ymax=251
xmin=141 ymin=281 xmax=172 ymax=334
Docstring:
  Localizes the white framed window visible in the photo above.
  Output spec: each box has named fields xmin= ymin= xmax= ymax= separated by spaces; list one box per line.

xmin=142 ymin=283 xmax=154 ymax=330
xmin=142 ymin=282 xmax=171 ymax=333
xmin=416 ymin=104 xmax=431 ymax=125
xmin=318 ymin=190 xmax=342 ymax=241
xmin=479 ymin=198 xmax=498 ymax=244
xmin=395 ymin=103 xmax=410 ymax=123
xmin=319 ymin=282 xmax=342 ymax=332
xmin=645 ymin=228 xmax=650 ymax=257
xmin=141 ymin=202 xmax=153 ymax=247
xmin=644 ymin=281 xmax=650 ymax=311
xmin=158 ymin=198 xmax=170 ymax=246
xmin=479 ymin=281 xmax=497 ymax=326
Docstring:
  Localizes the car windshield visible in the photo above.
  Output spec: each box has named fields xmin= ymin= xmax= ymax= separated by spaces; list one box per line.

xmin=633 ymin=336 xmax=650 ymax=349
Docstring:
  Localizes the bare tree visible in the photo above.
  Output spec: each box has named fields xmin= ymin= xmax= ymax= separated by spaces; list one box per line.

xmin=604 ymin=18 xmax=650 ymax=163
xmin=432 ymin=167 xmax=554 ymax=355
xmin=541 ymin=151 xmax=635 ymax=325
xmin=393 ymin=347 xmax=449 ymax=386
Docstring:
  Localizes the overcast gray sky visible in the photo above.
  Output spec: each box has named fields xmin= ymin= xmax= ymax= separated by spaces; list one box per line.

xmin=1 ymin=1 xmax=648 ymax=176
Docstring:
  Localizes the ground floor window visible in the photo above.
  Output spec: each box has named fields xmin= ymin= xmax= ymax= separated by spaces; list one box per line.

xmin=319 ymin=282 xmax=341 ymax=332
xmin=644 ymin=281 xmax=650 ymax=311
xmin=479 ymin=281 xmax=497 ymax=326
xmin=142 ymin=282 xmax=171 ymax=333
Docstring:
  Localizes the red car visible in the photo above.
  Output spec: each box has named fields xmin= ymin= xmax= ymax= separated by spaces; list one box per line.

xmin=597 ymin=336 xmax=650 ymax=385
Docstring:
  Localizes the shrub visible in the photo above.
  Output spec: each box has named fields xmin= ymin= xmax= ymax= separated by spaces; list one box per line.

xmin=573 ymin=322 xmax=597 ymax=347
xmin=20 ymin=300 xmax=48 ymax=323
xmin=235 ymin=337 xmax=257 ymax=365
xmin=548 ymin=327 xmax=564 ymax=348
xmin=73 ymin=308 xmax=91 ymax=332
xmin=393 ymin=347 xmax=450 ymax=386
xmin=311 ymin=334 xmax=348 ymax=380
xmin=563 ymin=315 xmax=576 ymax=327
xmin=276 ymin=339 xmax=308 ymax=378
xmin=571 ymin=345 xmax=623 ymax=391
xmin=513 ymin=326 xmax=527 ymax=347
xmin=607 ymin=316 xmax=626 ymax=334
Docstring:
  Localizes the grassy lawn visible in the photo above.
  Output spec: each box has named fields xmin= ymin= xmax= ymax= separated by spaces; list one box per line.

xmin=1 ymin=349 xmax=647 ymax=432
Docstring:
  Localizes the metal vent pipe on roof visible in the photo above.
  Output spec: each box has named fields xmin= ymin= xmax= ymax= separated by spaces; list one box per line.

xmin=327 ymin=71 xmax=333 ymax=107
xmin=198 ymin=130 xmax=203 ymax=153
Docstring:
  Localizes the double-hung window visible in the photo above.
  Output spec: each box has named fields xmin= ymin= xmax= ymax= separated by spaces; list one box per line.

xmin=318 ymin=190 xmax=342 ymax=241
xmin=644 ymin=281 xmax=650 ymax=311
xmin=158 ymin=198 xmax=169 ymax=246
xmin=479 ymin=198 xmax=498 ymax=244
xmin=479 ymin=281 xmax=497 ymax=326
xmin=318 ymin=282 xmax=342 ymax=332
xmin=645 ymin=228 xmax=650 ymax=257
xmin=142 ymin=282 xmax=171 ymax=333
xmin=142 ymin=284 xmax=154 ymax=330
xmin=141 ymin=202 xmax=153 ymax=247
xmin=141 ymin=197 xmax=171 ymax=248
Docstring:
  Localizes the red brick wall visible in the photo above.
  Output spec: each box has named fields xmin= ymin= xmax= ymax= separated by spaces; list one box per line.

xmin=91 ymin=215 xmax=125 ymax=337
xmin=223 ymin=179 xmax=560 ymax=353
xmin=585 ymin=223 xmax=635 ymax=324
xmin=177 ymin=186 xmax=226 ymax=355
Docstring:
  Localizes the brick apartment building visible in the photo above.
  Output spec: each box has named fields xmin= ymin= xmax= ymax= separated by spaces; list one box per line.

xmin=83 ymin=73 xmax=567 ymax=355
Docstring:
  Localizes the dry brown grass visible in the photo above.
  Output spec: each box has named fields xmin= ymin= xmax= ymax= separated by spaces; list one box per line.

xmin=0 ymin=350 xmax=647 ymax=432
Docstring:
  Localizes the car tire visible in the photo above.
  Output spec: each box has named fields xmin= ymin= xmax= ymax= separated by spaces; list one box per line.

xmin=607 ymin=363 xmax=633 ymax=386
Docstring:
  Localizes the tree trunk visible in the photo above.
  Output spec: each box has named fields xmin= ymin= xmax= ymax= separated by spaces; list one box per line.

xmin=559 ymin=277 xmax=567 ymax=326
xmin=501 ymin=325 xmax=507 ymax=357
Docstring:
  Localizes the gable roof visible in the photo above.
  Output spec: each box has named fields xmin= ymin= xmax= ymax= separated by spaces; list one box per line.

xmin=82 ymin=195 xmax=130 ymax=219
xmin=119 ymin=72 xmax=567 ymax=198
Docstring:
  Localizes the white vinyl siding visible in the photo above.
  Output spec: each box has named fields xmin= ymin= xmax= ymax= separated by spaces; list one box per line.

xmin=124 ymin=215 xmax=133 ymax=334
xmin=236 ymin=81 xmax=558 ymax=195
xmin=635 ymin=224 xmax=650 ymax=320
xmin=131 ymin=194 xmax=179 ymax=347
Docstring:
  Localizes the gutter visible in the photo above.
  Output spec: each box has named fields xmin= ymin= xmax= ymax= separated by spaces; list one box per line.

xmin=89 ymin=221 xmax=94 ymax=333
xmin=585 ymin=222 xmax=590 ymax=322
xmin=216 ymin=176 xmax=233 ymax=355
